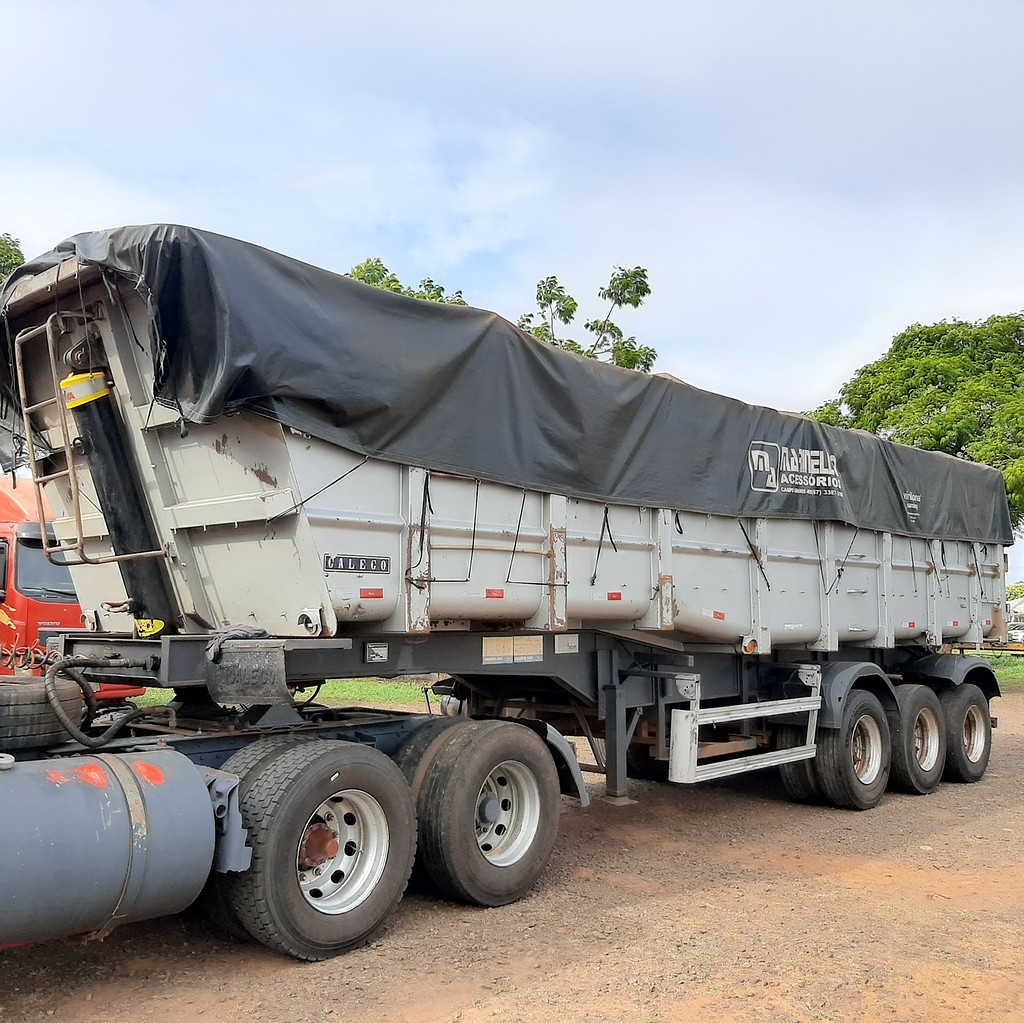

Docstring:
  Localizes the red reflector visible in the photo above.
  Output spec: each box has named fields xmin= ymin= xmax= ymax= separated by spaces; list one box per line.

xmin=712 ymin=610 xmax=725 ymax=620
xmin=486 ymin=589 xmax=505 ymax=598
xmin=607 ymin=592 xmax=622 ymax=601
xmin=952 ymin=620 xmax=959 ymax=627
xmin=908 ymin=621 xmax=916 ymax=629
xmin=360 ymin=588 xmax=384 ymax=599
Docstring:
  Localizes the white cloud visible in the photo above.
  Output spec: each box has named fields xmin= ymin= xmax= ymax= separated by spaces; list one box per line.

xmin=2 ymin=0 xmax=1023 ymax=556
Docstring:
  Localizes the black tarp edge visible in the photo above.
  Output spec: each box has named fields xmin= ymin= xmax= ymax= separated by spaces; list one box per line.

xmin=0 ymin=225 xmax=1013 ymax=546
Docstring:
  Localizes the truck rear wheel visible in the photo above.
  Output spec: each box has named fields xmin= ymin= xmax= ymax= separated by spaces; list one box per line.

xmin=887 ymin=685 xmax=946 ymax=794
xmin=815 ymin=689 xmax=891 ymax=810
xmin=415 ymin=720 xmax=560 ymax=907
xmin=393 ymin=717 xmax=465 ymax=794
xmin=940 ymin=684 xmax=991 ymax=783
xmin=775 ymin=724 xmax=822 ymax=803
xmin=222 ymin=739 xmax=416 ymax=960
xmin=199 ymin=735 xmax=316 ymax=941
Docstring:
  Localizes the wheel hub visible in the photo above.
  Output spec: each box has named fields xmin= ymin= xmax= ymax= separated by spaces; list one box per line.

xmin=298 ymin=822 xmax=341 ymax=869
xmin=475 ymin=760 xmax=542 ymax=867
xmin=850 ymin=713 xmax=883 ymax=784
xmin=478 ymin=796 xmax=502 ymax=823
xmin=294 ymin=790 xmax=390 ymax=914
xmin=963 ymin=705 xmax=986 ymax=763
xmin=913 ymin=708 xmax=940 ymax=771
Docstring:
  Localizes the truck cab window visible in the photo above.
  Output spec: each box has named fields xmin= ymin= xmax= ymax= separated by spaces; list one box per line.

xmin=14 ymin=538 xmax=76 ymax=602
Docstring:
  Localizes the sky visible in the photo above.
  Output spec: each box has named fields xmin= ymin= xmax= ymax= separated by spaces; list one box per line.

xmin=2 ymin=0 xmax=1022 ymax=574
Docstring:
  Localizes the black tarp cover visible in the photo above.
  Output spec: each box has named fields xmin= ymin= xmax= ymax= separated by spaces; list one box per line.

xmin=0 ymin=225 xmax=1013 ymax=545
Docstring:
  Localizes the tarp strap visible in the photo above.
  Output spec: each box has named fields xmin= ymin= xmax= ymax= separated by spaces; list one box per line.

xmin=590 ymin=506 xmax=618 ymax=586
xmin=738 ymin=519 xmax=771 ymax=592
xmin=825 ymin=526 xmax=861 ymax=596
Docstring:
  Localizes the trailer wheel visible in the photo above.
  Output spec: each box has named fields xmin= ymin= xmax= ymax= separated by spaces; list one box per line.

xmin=887 ymin=685 xmax=946 ymax=794
xmin=416 ymin=720 xmax=560 ymax=907
xmin=940 ymin=684 xmax=991 ymax=783
xmin=199 ymin=735 xmax=316 ymax=941
xmin=0 ymin=675 xmax=83 ymax=752
xmin=626 ymin=743 xmax=670 ymax=782
xmin=775 ymin=724 xmax=822 ymax=804
xmin=815 ymin=689 xmax=891 ymax=811
xmin=223 ymin=739 xmax=416 ymax=960
xmin=588 ymin=736 xmax=670 ymax=782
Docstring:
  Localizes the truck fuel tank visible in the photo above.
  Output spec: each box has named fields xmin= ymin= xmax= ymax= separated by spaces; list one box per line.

xmin=0 ymin=749 xmax=216 ymax=946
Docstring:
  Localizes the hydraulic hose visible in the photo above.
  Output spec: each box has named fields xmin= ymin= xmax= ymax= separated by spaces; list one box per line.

xmin=43 ymin=656 xmax=176 ymax=749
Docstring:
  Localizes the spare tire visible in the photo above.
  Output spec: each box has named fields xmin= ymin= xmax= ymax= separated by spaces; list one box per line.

xmin=0 ymin=675 xmax=84 ymax=751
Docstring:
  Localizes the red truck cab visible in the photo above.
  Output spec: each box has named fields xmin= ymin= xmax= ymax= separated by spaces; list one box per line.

xmin=0 ymin=477 xmax=143 ymax=698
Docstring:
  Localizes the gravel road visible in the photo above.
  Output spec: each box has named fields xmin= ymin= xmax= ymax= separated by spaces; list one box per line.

xmin=2 ymin=693 xmax=1022 ymax=1023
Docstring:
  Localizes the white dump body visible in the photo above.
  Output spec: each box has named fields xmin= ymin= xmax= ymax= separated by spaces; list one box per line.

xmin=6 ymin=262 xmax=1006 ymax=653
xmin=47 ymin=412 xmax=1005 ymax=654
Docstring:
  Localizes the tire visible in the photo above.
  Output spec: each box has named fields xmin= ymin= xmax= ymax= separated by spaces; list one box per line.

xmin=416 ymin=720 xmax=561 ymax=907
xmin=222 ymin=739 xmax=416 ymax=960
xmin=627 ymin=743 xmax=670 ymax=782
xmin=815 ymin=689 xmax=891 ymax=811
xmin=887 ymin=685 xmax=946 ymax=794
xmin=393 ymin=718 xmax=466 ymax=796
xmin=0 ymin=675 xmax=83 ymax=751
xmin=198 ymin=735 xmax=316 ymax=942
xmin=775 ymin=724 xmax=822 ymax=804
xmin=590 ymin=736 xmax=670 ymax=781
xmin=940 ymin=684 xmax=991 ymax=783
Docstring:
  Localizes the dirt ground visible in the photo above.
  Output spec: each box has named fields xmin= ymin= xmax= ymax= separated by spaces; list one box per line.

xmin=2 ymin=693 xmax=1023 ymax=1023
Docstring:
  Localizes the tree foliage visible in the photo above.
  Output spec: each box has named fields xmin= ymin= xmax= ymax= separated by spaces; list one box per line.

xmin=348 ymin=257 xmax=656 ymax=372
xmin=518 ymin=266 xmax=656 ymax=372
xmin=0 ymin=233 xmax=24 ymax=281
xmin=348 ymin=257 xmax=466 ymax=305
xmin=810 ymin=314 xmax=1024 ymax=530
xmin=1007 ymin=582 xmax=1024 ymax=600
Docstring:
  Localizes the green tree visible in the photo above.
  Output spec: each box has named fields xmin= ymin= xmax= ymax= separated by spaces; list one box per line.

xmin=518 ymin=266 xmax=656 ymax=372
xmin=810 ymin=314 xmax=1024 ymax=529
xmin=349 ymin=257 xmax=656 ymax=372
xmin=348 ymin=257 xmax=466 ymax=306
xmin=0 ymin=233 xmax=24 ymax=281
xmin=1007 ymin=582 xmax=1024 ymax=600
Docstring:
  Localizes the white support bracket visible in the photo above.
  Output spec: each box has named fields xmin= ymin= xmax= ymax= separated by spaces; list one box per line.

xmin=668 ymin=665 xmax=821 ymax=784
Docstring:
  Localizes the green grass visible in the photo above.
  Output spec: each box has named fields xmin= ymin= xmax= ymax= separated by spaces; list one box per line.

xmin=314 ymin=677 xmax=429 ymax=707
xmin=982 ymin=654 xmax=1024 ymax=691
xmin=132 ymin=677 xmax=430 ymax=708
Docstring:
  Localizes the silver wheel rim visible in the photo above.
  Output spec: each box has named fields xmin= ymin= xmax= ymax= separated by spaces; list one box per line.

xmin=295 ymin=789 xmax=389 ymax=914
xmin=475 ymin=760 xmax=541 ymax=867
xmin=963 ymin=705 xmax=987 ymax=764
xmin=913 ymin=707 xmax=941 ymax=772
xmin=851 ymin=713 xmax=883 ymax=785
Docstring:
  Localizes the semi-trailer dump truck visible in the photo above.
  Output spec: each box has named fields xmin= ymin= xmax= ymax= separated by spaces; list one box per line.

xmin=0 ymin=225 xmax=1012 ymax=961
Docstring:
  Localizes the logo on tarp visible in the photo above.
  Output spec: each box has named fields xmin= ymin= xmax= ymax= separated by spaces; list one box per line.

xmin=902 ymin=491 xmax=922 ymax=523
xmin=748 ymin=441 xmax=844 ymax=498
